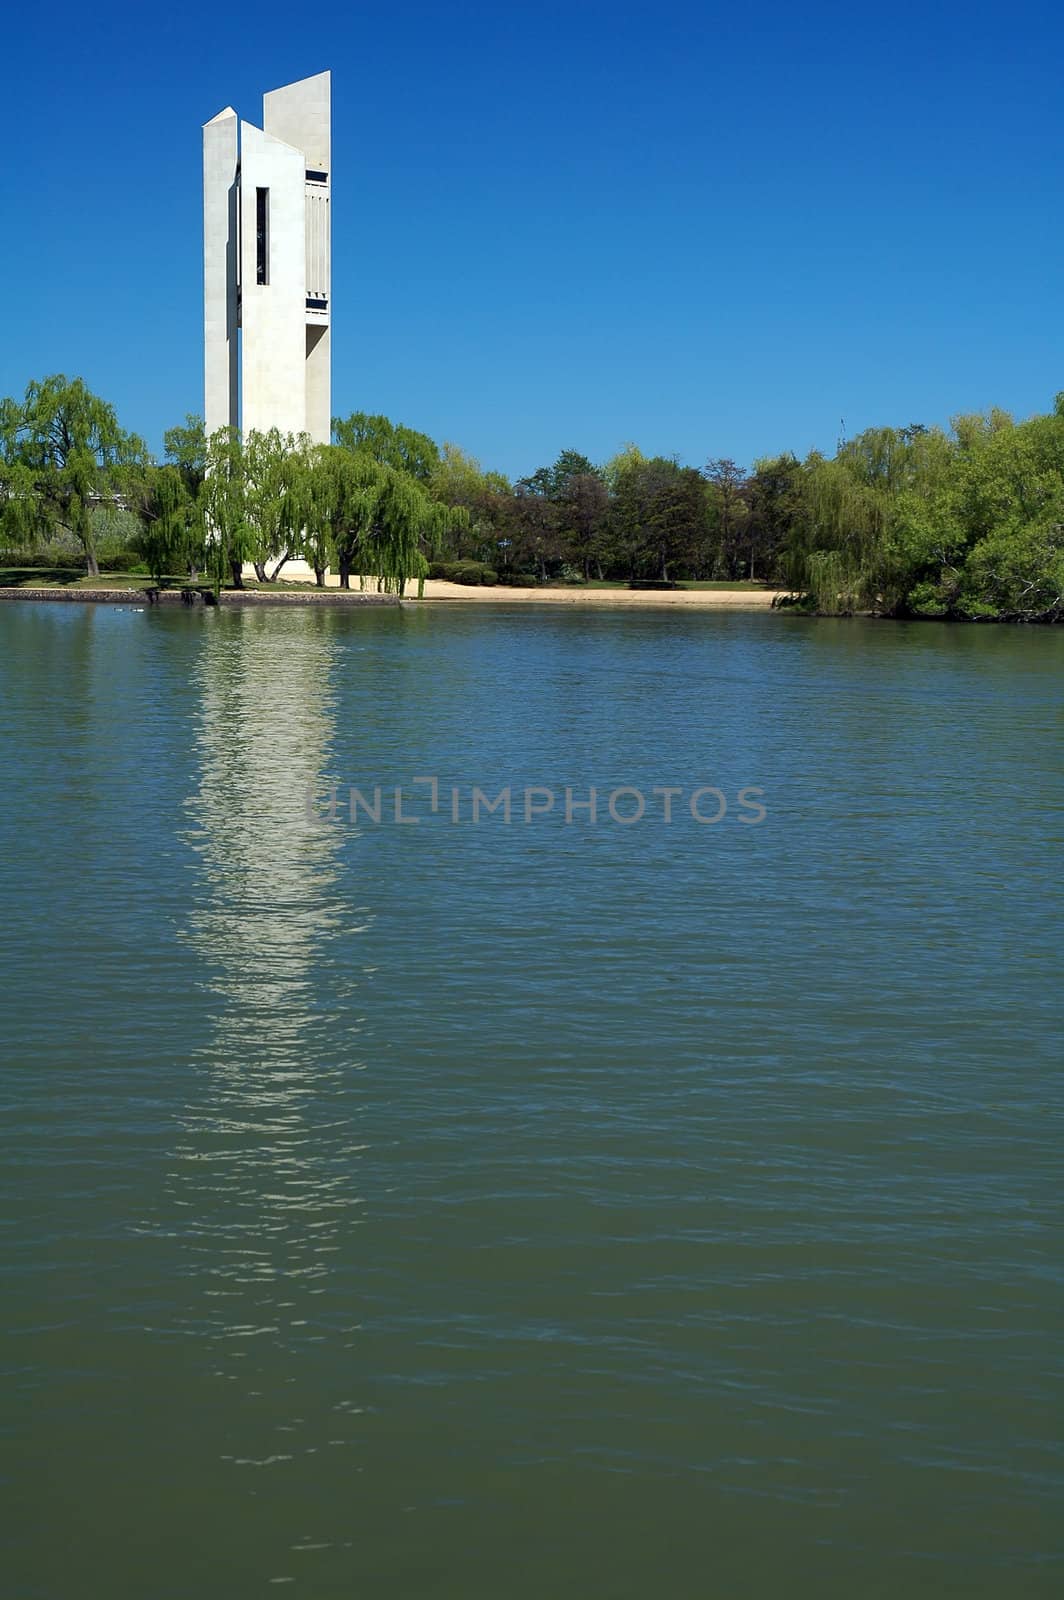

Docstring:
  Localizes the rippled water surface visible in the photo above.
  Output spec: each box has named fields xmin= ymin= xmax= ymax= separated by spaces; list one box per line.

xmin=2 ymin=601 xmax=1062 ymax=1597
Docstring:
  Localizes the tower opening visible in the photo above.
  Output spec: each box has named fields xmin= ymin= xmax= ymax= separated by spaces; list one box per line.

xmin=255 ymin=187 xmax=270 ymax=285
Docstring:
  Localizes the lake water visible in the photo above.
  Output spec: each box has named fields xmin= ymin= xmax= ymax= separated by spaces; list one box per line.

xmin=2 ymin=600 xmax=1061 ymax=1597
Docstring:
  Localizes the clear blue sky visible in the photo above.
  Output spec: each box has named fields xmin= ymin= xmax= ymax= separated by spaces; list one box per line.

xmin=3 ymin=0 xmax=1062 ymax=478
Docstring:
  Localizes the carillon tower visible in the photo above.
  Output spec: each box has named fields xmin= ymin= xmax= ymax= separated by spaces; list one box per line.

xmin=203 ymin=71 xmax=331 ymax=444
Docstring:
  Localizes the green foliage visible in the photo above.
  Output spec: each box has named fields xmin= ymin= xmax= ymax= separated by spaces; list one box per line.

xmin=703 ymin=458 xmax=751 ymax=578
xmin=201 ymin=427 xmax=251 ymax=588
xmin=242 ymin=427 xmax=307 ymax=578
xmin=427 ymin=559 xmax=498 ymax=585
xmin=363 ymin=467 xmax=435 ymax=594
xmin=609 ymin=455 xmax=705 ymax=580
xmin=556 ymin=470 xmax=610 ymax=578
xmin=90 ymin=506 xmax=146 ymax=571
xmin=333 ymin=412 xmax=441 ymax=483
xmin=767 ymin=404 xmax=1064 ymax=620
xmin=163 ymin=415 xmax=206 ymax=496
xmin=429 ymin=442 xmax=510 ymax=507
xmin=4 ymin=379 xmax=1062 ymax=620
xmin=121 ymin=463 xmax=202 ymax=583
xmin=952 ymin=520 xmax=1064 ymax=621
xmin=905 ymin=582 xmax=949 ymax=618
xmin=0 ymin=375 xmax=146 ymax=576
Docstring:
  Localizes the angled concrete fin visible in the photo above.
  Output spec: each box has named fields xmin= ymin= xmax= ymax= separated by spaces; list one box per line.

xmin=263 ymin=71 xmax=331 ymax=172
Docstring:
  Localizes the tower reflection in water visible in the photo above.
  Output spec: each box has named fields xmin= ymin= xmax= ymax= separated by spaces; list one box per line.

xmin=172 ymin=609 xmax=373 ymax=1468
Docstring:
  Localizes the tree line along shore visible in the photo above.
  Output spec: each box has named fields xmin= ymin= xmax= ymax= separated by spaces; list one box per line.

xmin=2 ymin=374 xmax=1063 ymax=621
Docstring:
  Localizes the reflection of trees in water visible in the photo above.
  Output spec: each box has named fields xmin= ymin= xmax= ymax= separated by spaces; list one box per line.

xmin=170 ymin=609 xmax=372 ymax=1373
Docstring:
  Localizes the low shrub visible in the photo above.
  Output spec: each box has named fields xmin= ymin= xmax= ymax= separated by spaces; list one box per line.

xmin=0 ymin=549 xmax=76 ymax=569
xmin=98 ymin=543 xmax=149 ymax=573
xmin=495 ymin=571 xmax=540 ymax=587
xmin=628 ymin=578 xmax=680 ymax=590
xmin=427 ymin=560 xmax=499 ymax=585
xmin=904 ymin=582 xmax=949 ymax=619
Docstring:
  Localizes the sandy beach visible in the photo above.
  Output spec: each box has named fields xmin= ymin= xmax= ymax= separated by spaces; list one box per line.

xmin=0 ymin=573 xmax=788 ymax=609
xmin=259 ymin=562 xmax=785 ymax=606
xmin=404 ymin=581 xmax=785 ymax=607
xmin=349 ymin=576 xmax=787 ymax=607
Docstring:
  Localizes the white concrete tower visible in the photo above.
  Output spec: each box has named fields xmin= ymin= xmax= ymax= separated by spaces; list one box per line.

xmin=203 ymin=72 xmax=331 ymax=444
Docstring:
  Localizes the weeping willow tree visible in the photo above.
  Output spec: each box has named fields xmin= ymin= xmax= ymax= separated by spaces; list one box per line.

xmin=332 ymin=412 xmax=441 ymax=482
xmin=302 ymin=448 xmax=384 ymax=588
xmin=359 ymin=468 xmax=468 ymax=595
xmin=125 ymin=463 xmax=203 ymax=583
xmin=781 ymin=427 xmax=956 ymax=613
xmin=242 ymin=427 xmax=308 ymax=582
xmin=359 ymin=468 xmax=463 ymax=594
xmin=802 ymin=549 xmax=861 ymax=615
xmin=201 ymin=428 xmax=313 ymax=587
xmin=0 ymin=375 xmax=146 ymax=576
xmin=367 ymin=470 xmax=426 ymax=593
xmin=289 ymin=442 xmax=334 ymax=586
xmin=305 ymin=448 xmax=467 ymax=594
xmin=779 ymin=453 xmax=883 ymax=611
xmin=201 ymin=427 xmax=250 ymax=590
xmin=286 ymin=441 xmax=367 ymax=587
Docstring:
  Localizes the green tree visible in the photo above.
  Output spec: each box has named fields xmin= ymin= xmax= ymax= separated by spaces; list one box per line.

xmin=201 ymin=427 xmax=251 ymax=590
xmin=429 ymin=443 xmax=510 ymax=562
xmin=548 ymin=449 xmax=598 ymax=498
xmin=747 ymin=453 xmax=805 ymax=585
xmin=0 ymin=375 xmax=146 ymax=576
xmin=294 ymin=444 xmax=384 ymax=588
xmin=163 ymin=414 xmax=207 ymax=496
xmin=302 ymin=446 xmax=463 ymax=593
xmin=503 ymin=484 xmax=565 ymax=579
xmin=121 ymin=464 xmax=202 ymax=584
xmin=558 ymin=471 xmax=610 ymax=578
xmin=703 ymin=458 xmax=750 ymax=577
xmin=610 ymin=454 xmax=705 ymax=580
xmin=430 ymin=442 xmax=510 ymax=506
xmin=955 ymin=519 xmax=1064 ymax=620
xmin=333 ymin=412 xmax=441 ymax=482
xmin=242 ymin=427 xmax=307 ymax=582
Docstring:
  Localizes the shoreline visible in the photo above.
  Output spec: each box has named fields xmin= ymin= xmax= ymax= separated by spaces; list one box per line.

xmin=0 ymin=586 xmax=399 ymax=607
xmin=404 ymin=580 xmax=784 ymax=607
xmin=0 ymin=579 xmax=786 ymax=610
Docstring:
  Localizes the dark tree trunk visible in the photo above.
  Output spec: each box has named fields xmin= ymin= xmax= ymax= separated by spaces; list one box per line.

xmin=229 ymin=559 xmax=244 ymax=589
xmin=314 ymin=566 xmax=326 ymax=588
xmin=253 ymin=562 xmax=268 ymax=582
xmin=267 ymin=555 xmax=289 ymax=583
xmin=338 ymin=550 xmax=351 ymax=589
xmin=85 ymin=549 xmax=100 ymax=578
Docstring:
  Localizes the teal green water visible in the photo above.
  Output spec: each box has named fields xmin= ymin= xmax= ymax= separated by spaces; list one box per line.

xmin=2 ymin=601 xmax=1062 ymax=1597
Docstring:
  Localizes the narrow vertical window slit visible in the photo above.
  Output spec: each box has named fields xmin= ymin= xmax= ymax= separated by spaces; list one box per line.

xmin=256 ymin=187 xmax=269 ymax=285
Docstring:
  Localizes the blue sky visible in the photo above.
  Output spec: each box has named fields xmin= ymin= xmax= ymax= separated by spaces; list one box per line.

xmin=3 ymin=0 xmax=1062 ymax=477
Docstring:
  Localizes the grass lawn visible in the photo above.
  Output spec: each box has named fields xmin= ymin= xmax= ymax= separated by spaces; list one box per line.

xmin=0 ymin=569 xmax=339 ymax=593
xmin=242 ymin=578 xmax=335 ymax=591
xmin=677 ymin=579 xmax=769 ymax=590
xmin=0 ymin=568 xmax=182 ymax=589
